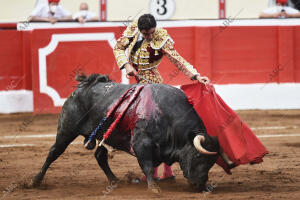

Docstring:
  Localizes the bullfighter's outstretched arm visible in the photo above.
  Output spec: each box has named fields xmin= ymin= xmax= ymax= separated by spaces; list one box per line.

xmin=162 ymin=40 xmax=200 ymax=80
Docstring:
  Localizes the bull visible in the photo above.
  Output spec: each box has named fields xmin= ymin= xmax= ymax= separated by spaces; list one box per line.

xmin=32 ymin=73 xmax=226 ymax=192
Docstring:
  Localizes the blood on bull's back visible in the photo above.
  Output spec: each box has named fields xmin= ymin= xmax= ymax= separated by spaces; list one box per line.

xmin=115 ymin=85 xmax=161 ymax=135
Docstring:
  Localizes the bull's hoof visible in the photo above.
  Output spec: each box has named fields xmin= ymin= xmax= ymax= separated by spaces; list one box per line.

xmin=151 ymin=187 xmax=161 ymax=194
xmin=148 ymin=184 xmax=161 ymax=194
xmin=31 ymin=175 xmax=43 ymax=188
xmin=188 ymin=181 xmax=207 ymax=192
xmin=109 ymin=178 xmax=120 ymax=186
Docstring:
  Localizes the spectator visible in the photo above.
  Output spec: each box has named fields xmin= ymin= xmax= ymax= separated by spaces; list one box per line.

xmin=73 ymin=2 xmax=99 ymax=23
xmin=260 ymin=0 xmax=300 ymax=18
xmin=30 ymin=0 xmax=72 ymax=24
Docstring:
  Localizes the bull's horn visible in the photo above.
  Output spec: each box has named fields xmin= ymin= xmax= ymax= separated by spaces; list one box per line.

xmin=220 ymin=148 xmax=235 ymax=168
xmin=193 ymin=135 xmax=217 ymax=155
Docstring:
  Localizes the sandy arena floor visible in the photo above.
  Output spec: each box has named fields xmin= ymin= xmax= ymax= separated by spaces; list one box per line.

xmin=0 ymin=110 xmax=300 ymax=199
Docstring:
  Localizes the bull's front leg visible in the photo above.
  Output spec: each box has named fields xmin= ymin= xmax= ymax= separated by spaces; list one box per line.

xmin=94 ymin=145 xmax=119 ymax=185
xmin=132 ymin=136 xmax=161 ymax=194
xmin=32 ymin=133 xmax=77 ymax=187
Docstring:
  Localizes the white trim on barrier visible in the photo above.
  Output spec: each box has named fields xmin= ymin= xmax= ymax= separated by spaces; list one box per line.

xmin=1 ymin=83 xmax=299 ymax=112
xmin=18 ymin=19 xmax=300 ymax=31
xmin=38 ymin=32 xmax=127 ymax=107
xmin=214 ymin=83 xmax=300 ymax=110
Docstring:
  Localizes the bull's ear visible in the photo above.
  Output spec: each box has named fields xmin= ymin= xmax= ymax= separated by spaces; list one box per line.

xmin=98 ymin=75 xmax=110 ymax=82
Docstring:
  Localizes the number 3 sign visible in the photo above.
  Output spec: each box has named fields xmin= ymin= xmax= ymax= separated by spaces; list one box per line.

xmin=150 ymin=0 xmax=176 ymax=20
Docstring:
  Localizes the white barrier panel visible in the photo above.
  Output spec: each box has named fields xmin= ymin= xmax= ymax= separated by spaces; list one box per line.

xmin=0 ymin=90 xmax=33 ymax=113
xmin=1 ymin=83 xmax=299 ymax=113
xmin=215 ymin=83 xmax=300 ymax=110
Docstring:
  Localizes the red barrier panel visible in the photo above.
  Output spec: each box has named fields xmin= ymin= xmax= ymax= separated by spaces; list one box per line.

xmin=1 ymin=22 xmax=300 ymax=113
xmin=0 ymin=23 xmax=17 ymax=29
xmin=210 ymin=26 xmax=279 ymax=84
xmin=294 ymin=26 xmax=300 ymax=82
xmin=0 ymin=30 xmax=25 ymax=91
xmin=30 ymin=27 xmax=130 ymax=113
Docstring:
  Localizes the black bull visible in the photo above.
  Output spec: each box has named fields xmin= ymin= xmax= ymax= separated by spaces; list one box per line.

xmin=32 ymin=74 xmax=221 ymax=192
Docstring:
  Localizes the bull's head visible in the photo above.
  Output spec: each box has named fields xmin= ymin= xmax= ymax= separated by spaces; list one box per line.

xmin=178 ymin=134 xmax=220 ymax=190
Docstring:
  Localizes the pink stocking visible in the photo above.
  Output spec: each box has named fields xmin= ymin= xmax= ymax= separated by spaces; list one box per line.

xmin=153 ymin=166 xmax=159 ymax=178
xmin=161 ymin=163 xmax=173 ymax=178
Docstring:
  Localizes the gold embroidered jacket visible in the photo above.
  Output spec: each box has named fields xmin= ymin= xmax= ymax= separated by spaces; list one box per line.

xmin=113 ymin=21 xmax=199 ymax=83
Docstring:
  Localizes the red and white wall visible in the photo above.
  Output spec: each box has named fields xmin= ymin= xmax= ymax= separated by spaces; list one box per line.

xmin=0 ymin=19 xmax=300 ymax=113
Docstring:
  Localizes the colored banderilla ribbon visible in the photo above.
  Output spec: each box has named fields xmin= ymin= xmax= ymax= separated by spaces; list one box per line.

xmin=84 ymin=85 xmax=144 ymax=149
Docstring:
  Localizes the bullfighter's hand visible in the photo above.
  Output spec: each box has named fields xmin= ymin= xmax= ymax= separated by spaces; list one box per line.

xmin=124 ymin=63 xmax=138 ymax=76
xmin=196 ymin=75 xmax=210 ymax=84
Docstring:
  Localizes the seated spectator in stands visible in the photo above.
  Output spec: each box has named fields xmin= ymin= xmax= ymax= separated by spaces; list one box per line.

xmin=30 ymin=0 xmax=72 ymax=24
xmin=259 ymin=0 xmax=300 ymax=18
xmin=73 ymin=2 xmax=99 ymax=23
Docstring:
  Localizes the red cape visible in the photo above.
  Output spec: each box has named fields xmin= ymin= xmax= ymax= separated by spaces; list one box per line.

xmin=181 ymin=83 xmax=268 ymax=174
